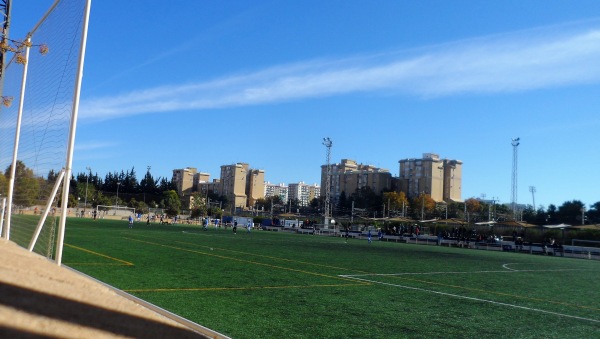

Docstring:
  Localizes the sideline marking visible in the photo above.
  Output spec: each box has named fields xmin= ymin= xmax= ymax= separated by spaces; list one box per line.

xmin=340 ymin=275 xmax=600 ymax=324
xmin=64 ymin=244 xmax=134 ymax=266
xmin=124 ymin=283 xmax=366 ymax=293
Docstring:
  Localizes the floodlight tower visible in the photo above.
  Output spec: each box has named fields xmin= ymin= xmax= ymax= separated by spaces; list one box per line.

xmin=529 ymin=186 xmax=536 ymax=212
xmin=511 ymin=138 xmax=520 ymax=220
xmin=322 ymin=137 xmax=332 ymax=227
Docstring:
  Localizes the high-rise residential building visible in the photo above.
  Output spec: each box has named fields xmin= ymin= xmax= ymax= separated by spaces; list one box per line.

xmin=288 ymin=182 xmax=320 ymax=207
xmin=220 ymin=163 xmax=249 ymax=209
xmin=172 ymin=167 xmax=210 ymax=197
xmin=398 ymin=153 xmax=462 ymax=202
xmin=172 ymin=167 xmax=197 ymax=196
xmin=246 ymin=168 xmax=265 ymax=208
xmin=320 ymin=159 xmax=392 ymax=204
xmin=219 ymin=163 xmax=265 ymax=209
xmin=264 ymin=182 xmax=289 ymax=202
xmin=198 ymin=179 xmax=221 ymax=198
xmin=172 ymin=163 xmax=263 ymax=210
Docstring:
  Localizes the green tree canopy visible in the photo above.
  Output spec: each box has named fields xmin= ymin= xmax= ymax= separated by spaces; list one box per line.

xmin=162 ymin=190 xmax=181 ymax=217
xmin=4 ymin=161 xmax=40 ymax=206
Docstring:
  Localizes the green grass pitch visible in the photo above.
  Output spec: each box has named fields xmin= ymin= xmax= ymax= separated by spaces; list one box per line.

xmin=57 ymin=218 xmax=600 ymax=338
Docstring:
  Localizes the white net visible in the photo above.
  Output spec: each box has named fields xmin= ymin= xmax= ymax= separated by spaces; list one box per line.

xmin=0 ymin=0 xmax=89 ymax=258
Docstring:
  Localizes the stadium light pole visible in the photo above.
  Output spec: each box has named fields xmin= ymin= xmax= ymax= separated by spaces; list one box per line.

xmin=116 ymin=182 xmax=121 ymax=208
xmin=322 ymin=137 xmax=332 ymax=227
xmin=421 ymin=192 xmax=425 ymax=221
xmin=84 ymin=166 xmax=90 ymax=216
xmin=145 ymin=165 xmax=151 ymax=204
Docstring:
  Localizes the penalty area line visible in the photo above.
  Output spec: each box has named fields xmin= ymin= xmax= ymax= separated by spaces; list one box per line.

xmin=339 ymin=275 xmax=600 ymax=324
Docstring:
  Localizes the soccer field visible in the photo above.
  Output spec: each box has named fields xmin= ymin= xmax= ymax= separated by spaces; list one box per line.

xmin=59 ymin=218 xmax=599 ymax=338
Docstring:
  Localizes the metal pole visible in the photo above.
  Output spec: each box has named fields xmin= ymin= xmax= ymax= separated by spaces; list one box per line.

xmin=55 ymin=0 xmax=91 ymax=266
xmin=0 ymin=197 xmax=6 ymax=237
xmin=116 ymin=182 xmax=120 ymax=207
xmin=84 ymin=166 xmax=90 ymax=215
xmin=5 ymin=37 xmax=31 ymax=241
xmin=421 ymin=193 xmax=424 ymax=221
xmin=0 ymin=0 xmax=12 ymax=93
xmin=322 ymin=137 xmax=332 ymax=226
xmin=511 ymin=138 xmax=520 ymax=220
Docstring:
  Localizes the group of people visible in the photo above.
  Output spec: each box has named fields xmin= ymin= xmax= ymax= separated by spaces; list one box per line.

xmin=231 ymin=221 xmax=253 ymax=234
xmin=343 ymin=227 xmax=384 ymax=244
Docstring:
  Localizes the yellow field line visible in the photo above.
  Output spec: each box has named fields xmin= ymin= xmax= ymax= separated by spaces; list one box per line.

xmin=172 ymin=239 xmax=372 ymax=274
xmin=130 ymin=233 xmax=371 ymax=274
xmin=389 ymin=275 xmax=600 ymax=312
xmin=64 ymin=262 xmax=130 ymax=266
xmin=64 ymin=244 xmax=134 ymax=266
xmin=124 ymin=283 xmax=367 ymax=293
xmin=126 ymin=238 xmax=368 ymax=284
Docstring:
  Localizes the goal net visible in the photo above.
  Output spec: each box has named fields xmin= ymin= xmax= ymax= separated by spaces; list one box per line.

xmin=0 ymin=0 xmax=90 ymax=264
xmin=96 ymin=205 xmax=136 ymax=219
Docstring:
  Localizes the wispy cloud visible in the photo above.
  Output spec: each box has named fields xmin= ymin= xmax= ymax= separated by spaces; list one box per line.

xmin=80 ymin=22 xmax=600 ymax=121
xmin=75 ymin=141 xmax=118 ymax=152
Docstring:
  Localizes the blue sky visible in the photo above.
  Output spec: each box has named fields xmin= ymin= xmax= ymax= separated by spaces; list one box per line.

xmin=11 ymin=0 xmax=600 ymax=209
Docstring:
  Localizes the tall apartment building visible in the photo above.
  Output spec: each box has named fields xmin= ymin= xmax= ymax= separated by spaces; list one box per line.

xmin=288 ymin=182 xmax=320 ymax=207
xmin=172 ymin=167 xmax=210 ymax=196
xmin=264 ymin=182 xmax=289 ymax=202
xmin=172 ymin=167 xmax=196 ymax=196
xmin=198 ymin=179 xmax=222 ymax=198
xmin=398 ymin=153 xmax=462 ymax=202
xmin=246 ymin=168 xmax=265 ymax=207
xmin=219 ymin=163 xmax=265 ymax=209
xmin=320 ymin=159 xmax=392 ymax=204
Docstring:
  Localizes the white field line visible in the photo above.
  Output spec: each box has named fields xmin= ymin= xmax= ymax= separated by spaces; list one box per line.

xmin=502 ymin=263 xmax=519 ymax=271
xmin=344 ymin=267 xmax=584 ymax=277
xmin=339 ymin=274 xmax=600 ymax=324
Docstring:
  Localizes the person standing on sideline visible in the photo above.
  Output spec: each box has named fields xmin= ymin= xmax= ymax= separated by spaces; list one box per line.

xmin=247 ymin=221 xmax=252 ymax=233
xmin=368 ymin=229 xmax=372 ymax=244
xmin=128 ymin=215 xmax=133 ymax=229
xmin=233 ymin=221 xmax=237 ymax=234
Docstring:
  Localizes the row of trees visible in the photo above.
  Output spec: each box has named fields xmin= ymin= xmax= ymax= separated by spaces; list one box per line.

xmin=1 ymin=162 xmax=599 ymax=225
xmin=331 ymin=187 xmax=600 ymax=226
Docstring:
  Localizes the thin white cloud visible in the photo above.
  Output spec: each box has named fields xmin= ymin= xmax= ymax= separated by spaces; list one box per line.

xmin=79 ymin=22 xmax=600 ymax=121
xmin=75 ymin=141 xmax=118 ymax=152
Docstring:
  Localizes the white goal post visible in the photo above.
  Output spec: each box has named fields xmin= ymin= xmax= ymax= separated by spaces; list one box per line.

xmin=95 ymin=205 xmax=136 ymax=218
xmin=0 ymin=0 xmax=91 ymax=266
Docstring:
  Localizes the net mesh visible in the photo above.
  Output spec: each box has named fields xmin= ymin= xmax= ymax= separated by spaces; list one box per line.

xmin=0 ymin=0 xmax=88 ymax=258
